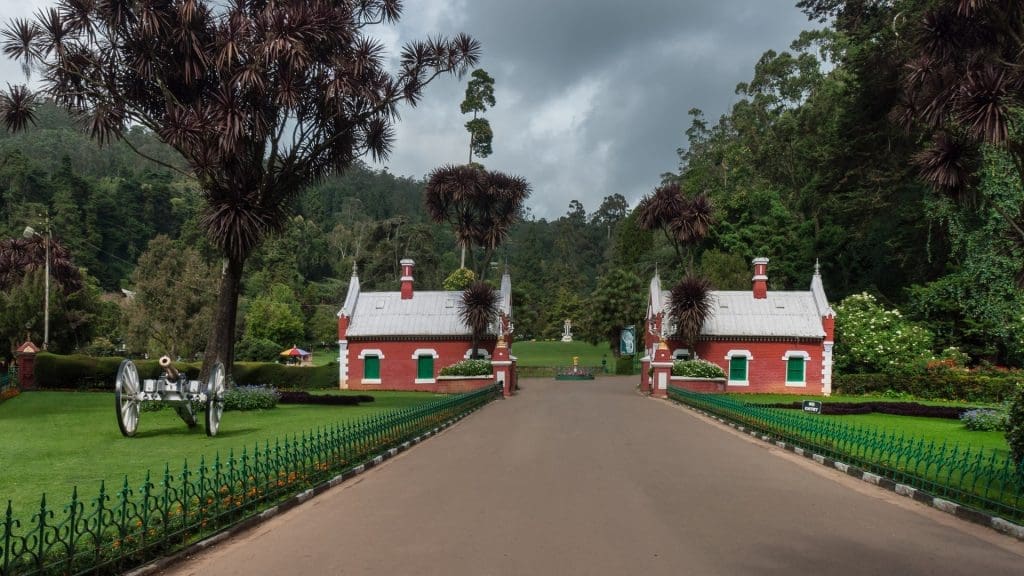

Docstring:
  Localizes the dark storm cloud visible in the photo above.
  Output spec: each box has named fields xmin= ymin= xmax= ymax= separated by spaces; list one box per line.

xmin=382 ymin=0 xmax=813 ymax=218
xmin=0 ymin=0 xmax=814 ymax=218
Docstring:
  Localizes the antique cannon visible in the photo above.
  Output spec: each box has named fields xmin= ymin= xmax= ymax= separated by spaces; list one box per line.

xmin=114 ymin=356 xmax=226 ymax=437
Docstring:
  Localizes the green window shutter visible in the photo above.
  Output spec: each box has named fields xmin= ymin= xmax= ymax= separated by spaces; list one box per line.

xmin=364 ymin=355 xmax=380 ymax=379
xmin=417 ymin=355 xmax=434 ymax=380
xmin=787 ymin=357 xmax=804 ymax=382
xmin=729 ymin=356 xmax=747 ymax=381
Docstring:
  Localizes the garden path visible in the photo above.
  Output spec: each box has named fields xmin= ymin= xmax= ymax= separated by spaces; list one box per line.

xmin=163 ymin=376 xmax=1024 ymax=575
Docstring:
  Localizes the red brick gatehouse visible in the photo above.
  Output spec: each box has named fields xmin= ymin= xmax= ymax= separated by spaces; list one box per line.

xmin=337 ymin=259 xmax=515 ymax=393
xmin=643 ymin=258 xmax=835 ymax=396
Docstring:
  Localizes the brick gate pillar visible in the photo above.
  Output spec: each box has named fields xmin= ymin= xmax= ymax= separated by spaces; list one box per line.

xmin=650 ymin=341 xmax=673 ymax=399
xmin=15 ymin=340 xmax=40 ymax=390
xmin=492 ymin=337 xmax=514 ymax=398
xmin=640 ymin=355 xmax=652 ymax=394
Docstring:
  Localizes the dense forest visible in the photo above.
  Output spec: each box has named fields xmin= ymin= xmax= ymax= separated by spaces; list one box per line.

xmin=1 ymin=0 xmax=1021 ymax=370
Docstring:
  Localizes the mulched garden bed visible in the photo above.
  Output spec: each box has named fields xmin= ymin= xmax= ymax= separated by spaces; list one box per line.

xmin=278 ymin=391 xmax=375 ymax=406
xmin=761 ymin=401 xmax=978 ymax=419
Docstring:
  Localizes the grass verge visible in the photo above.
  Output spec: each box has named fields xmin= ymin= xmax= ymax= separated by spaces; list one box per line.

xmin=0 ymin=390 xmax=439 ymax=514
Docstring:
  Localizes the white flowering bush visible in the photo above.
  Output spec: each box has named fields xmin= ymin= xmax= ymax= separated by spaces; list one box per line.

xmin=835 ymin=293 xmax=935 ymax=375
xmin=672 ymin=359 xmax=726 ymax=378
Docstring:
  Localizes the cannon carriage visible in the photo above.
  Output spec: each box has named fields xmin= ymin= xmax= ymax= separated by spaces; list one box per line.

xmin=114 ymin=356 xmax=226 ymax=437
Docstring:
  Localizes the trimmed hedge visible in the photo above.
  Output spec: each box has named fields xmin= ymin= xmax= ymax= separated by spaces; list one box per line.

xmin=615 ymin=356 xmax=635 ymax=375
xmin=232 ymin=362 xmax=337 ymax=390
xmin=834 ymin=371 xmax=1021 ymax=403
xmin=764 ymin=401 xmax=973 ymax=419
xmin=278 ymin=391 xmax=376 ymax=406
xmin=31 ymin=354 xmax=338 ymax=390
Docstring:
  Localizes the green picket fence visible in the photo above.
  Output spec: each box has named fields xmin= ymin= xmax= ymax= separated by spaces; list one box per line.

xmin=667 ymin=387 xmax=1024 ymax=524
xmin=1 ymin=384 xmax=501 ymax=576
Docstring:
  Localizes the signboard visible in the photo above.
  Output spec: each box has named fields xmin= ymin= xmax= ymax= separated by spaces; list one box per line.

xmin=802 ymin=400 xmax=822 ymax=414
xmin=619 ymin=325 xmax=636 ymax=356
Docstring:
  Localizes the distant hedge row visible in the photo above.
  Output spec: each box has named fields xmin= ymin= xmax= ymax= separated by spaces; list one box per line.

xmin=834 ymin=371 xmax=1021 ymax=403
xmin=31 ymin=353 xmax=338 ymax=390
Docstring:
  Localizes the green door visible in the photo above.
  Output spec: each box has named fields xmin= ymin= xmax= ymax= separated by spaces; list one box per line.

xmin=729 ymin=356 xmax=747 ymax=381
xmin=364 ymin=355 xmax=380 ymax=379
xmin=786 ymin=357 xmax=804 ymax=383
xmin=417 ymin=355 xmax=434 ymax=380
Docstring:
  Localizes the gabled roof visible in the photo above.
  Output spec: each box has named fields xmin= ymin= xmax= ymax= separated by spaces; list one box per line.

xmin=649 ymin=264 xmax=830 ymax=340
xmin=339 ymin=267 xmax=512 ymax=339
xmin=347 ymin=291 xmax=481 ymax=337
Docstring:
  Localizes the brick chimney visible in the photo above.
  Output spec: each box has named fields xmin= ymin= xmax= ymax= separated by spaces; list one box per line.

xmin=400 ymin=258 xmax=415 ymax=299
xmin=752 ymin=257 xmax=769 ymax=299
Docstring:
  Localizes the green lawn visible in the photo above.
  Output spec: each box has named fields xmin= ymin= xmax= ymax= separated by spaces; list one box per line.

xmin=512 ymin=340 xmax=611 ymax=367
xmin=0 ymin=390 xmax=440 ymax=515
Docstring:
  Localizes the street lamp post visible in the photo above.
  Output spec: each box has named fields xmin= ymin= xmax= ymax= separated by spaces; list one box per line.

xmin=23 ymin=216 xmax=50 ymax=350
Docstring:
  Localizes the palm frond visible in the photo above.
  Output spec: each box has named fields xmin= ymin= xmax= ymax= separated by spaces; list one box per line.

xmin=668 ymin=275 xmax=713 ymax=348
xmin=459 ymin=281 xmax=499 ymax=339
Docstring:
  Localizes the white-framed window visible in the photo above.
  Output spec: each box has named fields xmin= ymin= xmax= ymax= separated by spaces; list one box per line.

xmin=672 ymin=348 xmax=690 ymax=361
xmin=463 ymin=348 xmax=492 ymax=359
xmin=782 ymin=350 xmax=810 ymax=386
xmin=412 ymin=349 xmax=438 ymax=384
xmin=724 ymin=350 xmax=752 ymax=386
xmin=358 ymin=349 xmax=384 ymax=384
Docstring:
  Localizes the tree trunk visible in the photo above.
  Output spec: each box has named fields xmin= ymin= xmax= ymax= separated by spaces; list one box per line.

xmin=202 ymin=255 xmax=245 ymax=382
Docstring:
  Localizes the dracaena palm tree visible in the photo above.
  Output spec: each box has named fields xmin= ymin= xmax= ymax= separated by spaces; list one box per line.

xmin=892 ymin=0 xmax=1024 ymax=243
xmin=668 ymin=274 xmax=713 ymax=351
xmin=635 ymin=182 xmax=714 ymax=273
xmin=459 ymin=280 xmax=499 ymax=359
xmin=0 ymin=236 xmax=81 ymax=293
xmin=424 ymin=163 xmax=530 ymax=278
xmin=0 ymin=0 xmax=480 ymax=374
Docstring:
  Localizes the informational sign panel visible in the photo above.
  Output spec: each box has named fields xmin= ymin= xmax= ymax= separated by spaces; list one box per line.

xmin=620 ymin=325 xmax=636 ymax=356
xmin=802 ymin=400 xmax=823 ymax=414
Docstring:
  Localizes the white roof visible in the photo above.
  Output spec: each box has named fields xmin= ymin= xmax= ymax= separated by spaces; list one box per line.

xmin=347 ymin=291 xmax=485 ymax=338
xmin=339 ymin=268 xmax=511 ymax=339
xmin=650 ymin=266 xmax=832 ymax=340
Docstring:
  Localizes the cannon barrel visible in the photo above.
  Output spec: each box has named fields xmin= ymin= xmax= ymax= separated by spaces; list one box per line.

xmin=159 ymin=356 xmax=180 ymax=380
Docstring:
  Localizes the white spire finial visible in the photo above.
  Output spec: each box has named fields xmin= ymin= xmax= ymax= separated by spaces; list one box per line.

xmin=352 ymin=261 xmax=359 ymax=277
xmin=814 ymin=258 xmax=821 ymax=275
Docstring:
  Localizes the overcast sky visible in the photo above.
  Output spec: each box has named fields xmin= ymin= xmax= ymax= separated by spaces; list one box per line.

xmin=0 ymin=1 xmax=814 ymax=219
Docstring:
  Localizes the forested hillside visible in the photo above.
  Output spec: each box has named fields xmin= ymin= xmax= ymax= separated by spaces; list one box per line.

xmin=1 ymin=0 xmax=1021 ymax=370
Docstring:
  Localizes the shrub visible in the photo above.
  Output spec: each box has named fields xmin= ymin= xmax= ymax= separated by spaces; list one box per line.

xmin=615 ymin=356 xmax=635 ymax=375
xmin=961 ymin=408 xmax=1009 ymax=431
xmin=34 ymin=353 xmax=178 ymax=390
xmin=232 ymin=362 xmax=337 ymax=389
xmin=235 ymin=337 xmax=283 ymax=362
xmin=834 ymin=293 xmax=934 ymax=375
xmin=672 ymin=359 xmax=725 ymax=378
xmin=833 ymin=371 xmax=1019 ymax=403
xmin=223 ymin=385 xmax=280 ymax=411
xmin=443 ymin=267 xmax=476 ymax=291
xmin=766 ymin=401 xmax=970 ymax=419
xmin=1008 ymin=384 xmax=1024 ymax=465
xmin=439 ymin=359 xmax=492 ymax=376
xmin=278 ymin=391 xmax=375 ymax=405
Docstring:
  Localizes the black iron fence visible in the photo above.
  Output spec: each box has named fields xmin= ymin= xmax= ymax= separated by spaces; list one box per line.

xmin=1 ymin=384 xmax=500 ymax=575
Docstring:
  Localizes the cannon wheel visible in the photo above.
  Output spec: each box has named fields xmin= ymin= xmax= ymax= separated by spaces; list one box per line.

xmin=205 ymin=362 xmax=226 ymax=437
xmin=115 ymin=359 xmax=141 ymax=437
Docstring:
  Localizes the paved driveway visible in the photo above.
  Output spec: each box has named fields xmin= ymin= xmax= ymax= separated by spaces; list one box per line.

xmin=164 ymin=377 xmax=1024 ymax=575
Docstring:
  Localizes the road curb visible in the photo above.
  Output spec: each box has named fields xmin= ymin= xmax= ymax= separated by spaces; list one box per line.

xmin=124 ymin=407 xmax=483 ymax=576
xmin=674 ymin=401 xmax=1024 ymax=542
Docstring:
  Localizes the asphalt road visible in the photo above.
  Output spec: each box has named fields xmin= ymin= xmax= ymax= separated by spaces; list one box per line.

xmin=163 ymin=377 xmax=1024 ymax=575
